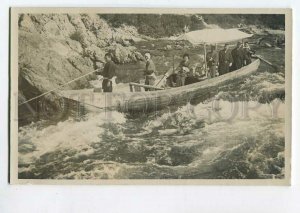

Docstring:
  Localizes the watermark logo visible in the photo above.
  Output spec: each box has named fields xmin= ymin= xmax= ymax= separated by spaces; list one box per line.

xmin=14 ymin=90 xmax=284 ymax=124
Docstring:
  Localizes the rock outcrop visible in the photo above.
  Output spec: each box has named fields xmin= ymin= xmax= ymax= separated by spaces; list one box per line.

xmin=18 ymin=14 xmax=144 ymax=99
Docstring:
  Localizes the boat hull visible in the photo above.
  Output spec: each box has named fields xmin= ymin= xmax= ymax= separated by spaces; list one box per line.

xmin=61 ymin=59 xmax=260 ymax=113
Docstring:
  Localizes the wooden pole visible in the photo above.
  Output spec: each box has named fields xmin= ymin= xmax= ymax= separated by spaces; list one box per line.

xmin=19 ymin=68 xmax=99 ymax=106
xmin=204 ymin=43 xmax=207 ymax=76
xmin=129 ymin=82 xmax=164 ymax=91
xmin=253 ymin=54 xmax=279 ymax=71
xmin=173 ymin=54 xmax=175 ymax=74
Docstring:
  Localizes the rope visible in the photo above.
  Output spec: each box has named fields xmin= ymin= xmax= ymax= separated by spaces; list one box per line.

xmin=19 ymin=69 xmax=98 ymax=106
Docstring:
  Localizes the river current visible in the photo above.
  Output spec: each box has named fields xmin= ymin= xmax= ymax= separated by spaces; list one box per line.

xmin=18 ymin=44 xmax=286 ymax=179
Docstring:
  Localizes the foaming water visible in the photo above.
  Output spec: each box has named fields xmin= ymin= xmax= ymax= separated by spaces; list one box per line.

xmin=18 ymin=99 xmax=285 ymax=179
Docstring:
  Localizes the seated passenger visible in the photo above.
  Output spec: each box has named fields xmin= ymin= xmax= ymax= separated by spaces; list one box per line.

xmin=166 ymin=73 xmax=177 ymax=87
xmin=185 ymin=67 xmax=200 ymax=85
xmin=176 ymin=53 xmax=191 ymax=87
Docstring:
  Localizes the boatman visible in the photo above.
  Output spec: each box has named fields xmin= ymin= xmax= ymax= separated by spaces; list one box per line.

xmin=206 ymin=45 xmax=219 ymax=78
xmin=144 ymin=52 xmax=157 ymax=91
xmin=218 ymin=44 xmax=233 ymax=75
xmin=102 ymin=53 xmax=116 ymax=92
xmin=231 ymin=41 xmax=244 ymax=71
xmin=176 ymin=53 xmax=191 ymax=87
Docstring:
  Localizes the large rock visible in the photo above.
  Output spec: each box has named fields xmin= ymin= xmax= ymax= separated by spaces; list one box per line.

xmin=84 ymin=44 xmax=106 ymax=62
xmin=66 ymin=38 xmax=83 ymax=54
xmin=107 ymin=44 xmax=139 ymax=64
xmin=18 ymin=31 xmax=93 ymax=95
xmin=18 ymin=14 xmax=37 ymax=33
xmin=18 ymin=13 xmax=145 ymax=102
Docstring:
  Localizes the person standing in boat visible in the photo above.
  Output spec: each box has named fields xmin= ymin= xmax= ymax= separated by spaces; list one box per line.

xmin=243 ymin=42 xmax=254 ymax=65
xmin=144 ymin=52 xmax=157 ymax=91
xmin=231 ymin=41 xmax=244 ymax=71
xmin=176 ymin=53 xmax=191 ymax=87
xmin=102 ymin=53 xmax=116 ymax=92
xmin=218 ymin=44 xmax=233 ymax=75
xmin=206 ymin=45 xmax=219 ymax=78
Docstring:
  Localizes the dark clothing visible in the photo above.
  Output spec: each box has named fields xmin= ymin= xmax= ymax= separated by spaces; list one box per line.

xmin=208 ymin=65 xmax=217 ymax=78
xmin=206 ymin=50 xmax=219 ymax=67
xmin=102 ymin=60 xmax=116 ymax=79
xmin=144 ymin=59 xmax=156 ymax=75
xmin=218 ymin=49 xmax=233 ymax=75
xmin=145 ymin=76 xmax=156 ymax=91
xmin=231 ymin=47 xmax=244 ymax=70
xmin=185 ymin=76 xmax=200 ymax=85
xmin=176 ymin=60 xmax=191 ymax=86
xmin=206 ymin=50 xmax=218 ymax=78
xmin=102 ymin=79 xmax=112 ymax=92
xmin=166 ymin=73 xmax=177 ymax=87
xmin=102 ymin=60 xmax=116 ymax=92
xmin=144 ymin=59 xmax=156 ymax=91
xmin=178 ymin=60 xmax=191 ymax=72
xmin=243 ymin=47 xmax=254 ymax=65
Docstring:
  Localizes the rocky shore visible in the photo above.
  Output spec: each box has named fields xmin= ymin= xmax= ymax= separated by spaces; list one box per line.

xmin=18 ymin=14 xmax=146 ymax=100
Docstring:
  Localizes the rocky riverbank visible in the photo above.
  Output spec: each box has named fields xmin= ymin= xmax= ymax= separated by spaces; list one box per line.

xmin=17 ymin=13 xmax=286 ymax=126
xmin=18 ymin=14 xmax=147 ymax=99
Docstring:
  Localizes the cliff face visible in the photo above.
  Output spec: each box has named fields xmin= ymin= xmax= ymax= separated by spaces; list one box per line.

xmin=18 ymin=14 xmax=145 ymax=99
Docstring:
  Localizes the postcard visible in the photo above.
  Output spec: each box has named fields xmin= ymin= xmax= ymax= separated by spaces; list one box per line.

xmin=9 ymin=8 xmax=292 ymax=185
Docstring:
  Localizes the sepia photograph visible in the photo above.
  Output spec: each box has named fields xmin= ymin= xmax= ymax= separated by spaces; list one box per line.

xmin=9 ymin=8 xmax=291 ymax=184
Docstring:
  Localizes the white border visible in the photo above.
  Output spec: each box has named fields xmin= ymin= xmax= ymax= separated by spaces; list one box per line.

xmin=9 ymin=7 xmax=292 ymax=186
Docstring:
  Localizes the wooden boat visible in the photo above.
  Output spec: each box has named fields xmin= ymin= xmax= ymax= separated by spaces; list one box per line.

xmin=60 ymin=59 xmax=260 ymax=113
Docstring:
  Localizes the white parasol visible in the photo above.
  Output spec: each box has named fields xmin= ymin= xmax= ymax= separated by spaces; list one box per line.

xmin=176 ymin=28 xmax=253 ymax=73
xmin=177 ymin=28 xmax=253 ymax=45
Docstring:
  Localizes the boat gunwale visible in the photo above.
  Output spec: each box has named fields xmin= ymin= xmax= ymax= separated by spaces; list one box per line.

xmin=61 ymin=59 xmax=260 ymax=106
xmin=129 ymin=59 xmax=260 ymax=96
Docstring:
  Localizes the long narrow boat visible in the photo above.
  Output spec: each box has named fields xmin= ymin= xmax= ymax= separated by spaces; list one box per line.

xmin=60 ymin=59 xmax=260 ymax=113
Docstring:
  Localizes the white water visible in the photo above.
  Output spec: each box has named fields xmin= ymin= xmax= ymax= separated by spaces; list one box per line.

xmin=18 ymin=99 xmax=285 ymax=179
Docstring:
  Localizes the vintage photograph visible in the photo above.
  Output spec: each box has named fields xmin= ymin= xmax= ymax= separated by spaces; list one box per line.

xmin=9 ymin=8 xmax=291 ymax=184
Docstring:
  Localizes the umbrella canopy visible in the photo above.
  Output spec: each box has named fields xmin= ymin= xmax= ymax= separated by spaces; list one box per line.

xmin=177 ymin=28 xmax=253 ymax=45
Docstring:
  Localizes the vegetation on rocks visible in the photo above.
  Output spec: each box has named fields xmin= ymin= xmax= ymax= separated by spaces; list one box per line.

xmin=18 ymin=14 xmax=145 ymax=96
xmin=18 ymin=13 xmax=285 ymax=125
xmin=101 ymin=14 xmax=285 ymax=38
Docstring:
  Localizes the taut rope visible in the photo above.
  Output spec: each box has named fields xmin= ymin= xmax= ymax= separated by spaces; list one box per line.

xmin=19 ymin=69 xmax=98 ymax=106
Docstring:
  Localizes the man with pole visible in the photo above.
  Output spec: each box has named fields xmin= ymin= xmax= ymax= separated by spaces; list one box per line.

xmin=100 ymin=53 xmax=117 ymax=92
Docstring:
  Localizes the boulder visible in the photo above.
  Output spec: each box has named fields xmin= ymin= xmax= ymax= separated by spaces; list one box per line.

xmin=83 ymin=44 xmax=106 ymax=62
xmin=107 ymin=44 xmax=138 ymax=64
xmin=66 ymin=39 xmax=83 ymax=54
xmin=18 ymin=14 xmax=37 ymax=33
xmin=19 ymin=31 xmax=93 ymax=94
xmin=18 ymin=13 xmax=145 ymax=103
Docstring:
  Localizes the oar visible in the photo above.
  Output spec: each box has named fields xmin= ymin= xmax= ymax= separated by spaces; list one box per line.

xmin=155 ymin=55 xmax=176 ymax=87
xmin=155 ymin=67 xmax=174 ymax=87
xmin=19 ymin=68 xmax=99 ymax=106
xmin=253 ymin=54 xmax=279 ymax=71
